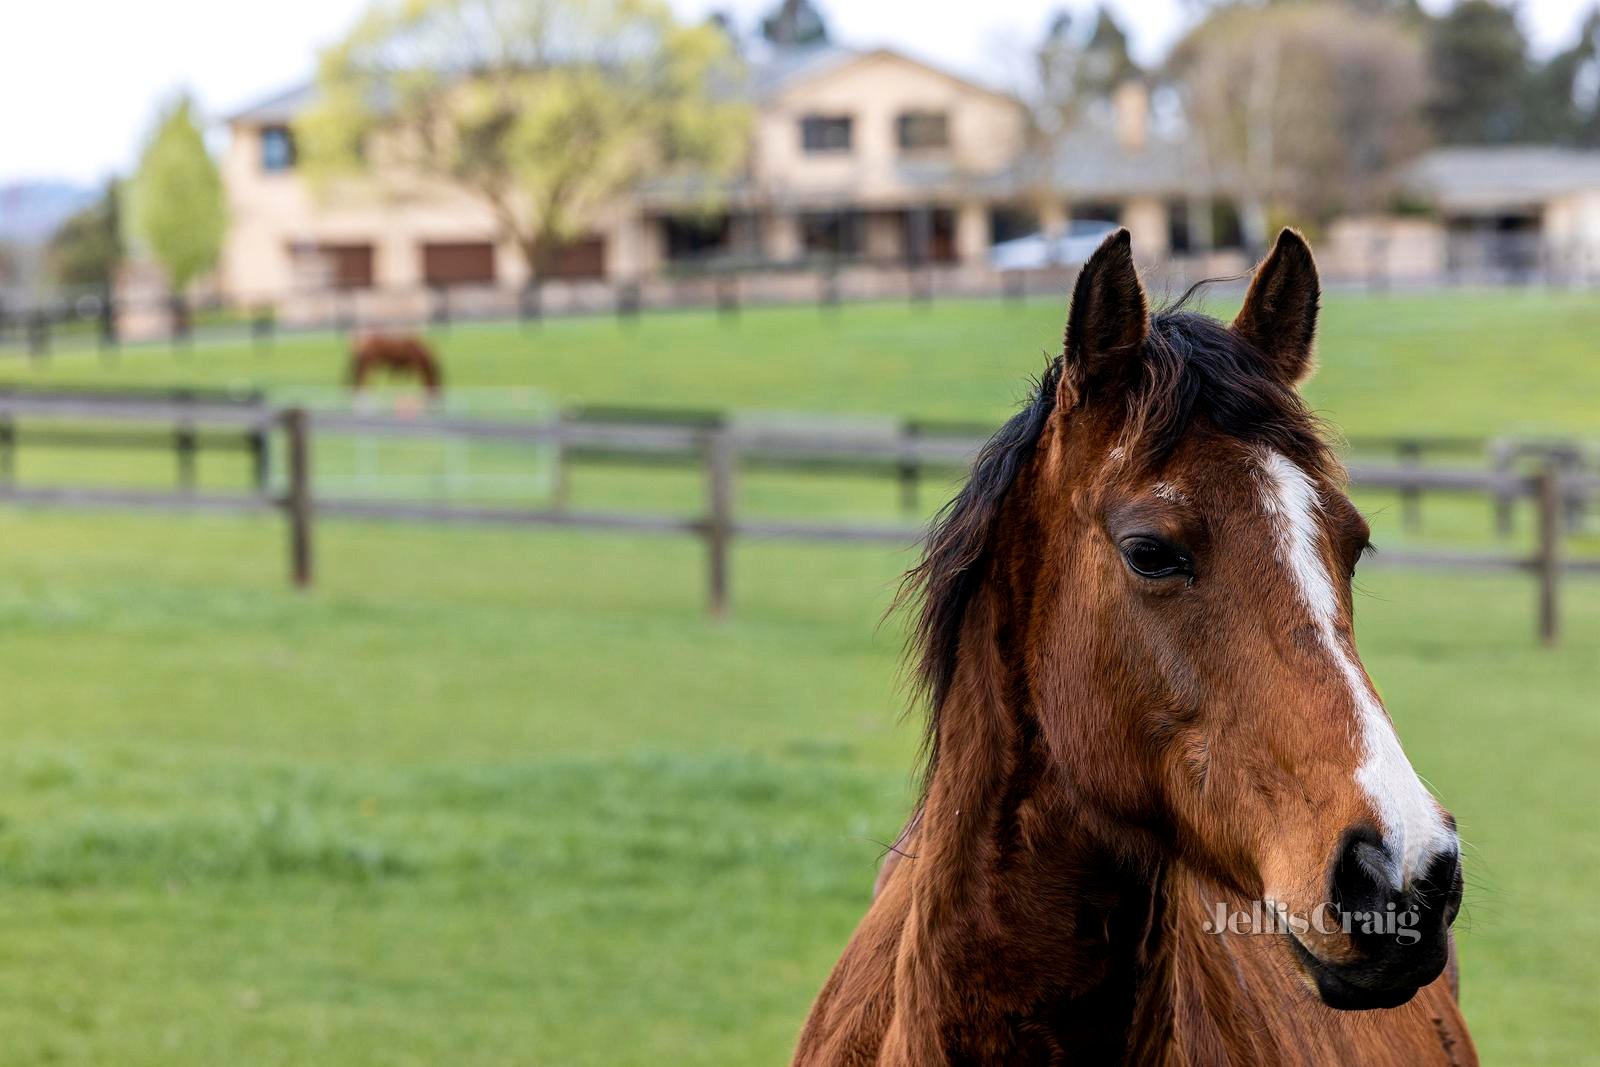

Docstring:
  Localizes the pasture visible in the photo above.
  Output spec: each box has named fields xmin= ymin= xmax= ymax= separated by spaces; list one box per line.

xmin=0 ymin=290 xmax=1593 ymax=1064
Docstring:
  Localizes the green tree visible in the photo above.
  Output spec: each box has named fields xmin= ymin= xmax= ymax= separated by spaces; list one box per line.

xmin=299 ymin=0 xmax=751 ymax=285
xmin=1179 ymin=0 xmax=1423 ymax=14
xmin=1425 ymin=0 xmax=1531 ymax=143
xmin=129 ymin=96 xmax=226 ymax=293
xmin=760 ymin=0 xmax=828 ymax=50
xmin=1570 ymin=7 xmax=1600 ymax=145
xmin=47 ymin=180 xmax=123 ymax=290
xmin=1525 ymin=6 xmax=1600 ymax=146
xmin=1037 ymin=6 xmax=1142 ymax=123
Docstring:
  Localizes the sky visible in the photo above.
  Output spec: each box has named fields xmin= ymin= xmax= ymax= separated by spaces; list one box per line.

xmin=2 ymin=0 xmax=1596 ymax=186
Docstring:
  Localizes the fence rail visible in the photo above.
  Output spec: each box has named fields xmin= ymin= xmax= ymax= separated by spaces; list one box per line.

xmin=0 ymin=390 xmax=1590 ymax=643
xmin=5 ymin=228 xmax=1600 ymax=356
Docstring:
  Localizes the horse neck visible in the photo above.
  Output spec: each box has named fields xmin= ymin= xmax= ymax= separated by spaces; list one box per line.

xmin=889 ymin=582 xmax=1174 ymax=1061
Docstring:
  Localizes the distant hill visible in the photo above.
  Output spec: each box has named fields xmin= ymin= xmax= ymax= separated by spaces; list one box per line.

xmin=0 ymin=181 xmax=97 ymax=245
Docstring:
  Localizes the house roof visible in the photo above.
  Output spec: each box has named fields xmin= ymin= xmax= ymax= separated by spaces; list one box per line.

xmin=228 ymin=44 xmax=1017 ymax=124
xmin=750 ymin=44 xmax=1017 ymax=107
xmin=1405 ymin=146 xmax=1600 ymax=212
xmin=227 ymin=82 xmax=317 ymax=125
xmin=1044 ymin=123 xmax=1209 ymax=198
xmin=980 ymin=118 xmax=1219 ymax=201
xmin=748 ymin=44 xmax=864 ymax=101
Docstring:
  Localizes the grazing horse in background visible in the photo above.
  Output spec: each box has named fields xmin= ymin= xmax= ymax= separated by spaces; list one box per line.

xmin=795 ymin=230 xmax=1475 ymax=1066
xmin=348 ymin=332 xmax=443 ymax=397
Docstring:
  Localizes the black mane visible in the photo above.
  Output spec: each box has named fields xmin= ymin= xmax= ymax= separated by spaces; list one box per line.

xmin=899 ymin=302 xmax=1332 ymax=790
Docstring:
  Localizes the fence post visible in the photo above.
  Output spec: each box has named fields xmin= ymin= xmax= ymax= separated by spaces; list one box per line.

xmin=336 ymin=289 xmax=356 ymax=335
xmin=1490 ymin=439 xmax=1515 ymax=537
xmin=616 ymin=281 xmax=642 ymax=322
xmin=819 ymin=268 xmax=840 ymax=312
xmin=898 ymin=422 xmax=921 ymax=516
xmin=1399 ymin=439 xmax=1422 ymax=533
xmin=909 ymin=268 xmax=932 ymax=307
xmin=1367 ymin=231 xmax=1390 ymax=294
xmin=26 ymin=312 xmax=49 ymax=361
xmin=715 ymin=276 xmax=740 ymax=320
xmin=249 ymin=424 xmax=271 ymax=491
xmin=284 ymin=408 xmax=314 ymax=589
xmin=705 ymin=428 xmax=734 ymax=618
xmin=251 ymin=308 xmax=275 ymax=356
xmin=1556 ymin=446 xmax=1585 ymax=533
xmin=0 ymin=416 xmax=14 ymax=485
xmin=549 ymin=410 xmax=570 ymax=508
xmin=1534 ymin=462 xmax=1561 ymax=647
xmin=175 ymin=424 xmax=198 ymax=492
xmin=170 ymin=294 xmax=191 ymax=353
xmin=97 ymin=288 xmax=118 ymax=359
xmin=519 ymin=282 xmax=542 ymax=327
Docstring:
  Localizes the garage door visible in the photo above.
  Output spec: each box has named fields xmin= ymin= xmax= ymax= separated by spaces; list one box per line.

xmin=548 ymin=236 xmax=606 ymax=280
xmin=422 ymin=242 xmax=497 ymax=286
xmin=319 ymin=244 xmax=374 ymax=289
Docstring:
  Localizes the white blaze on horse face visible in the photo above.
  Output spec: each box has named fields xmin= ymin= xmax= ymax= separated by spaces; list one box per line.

xmin=1256 ymin=450 xmax=1454 ymax=887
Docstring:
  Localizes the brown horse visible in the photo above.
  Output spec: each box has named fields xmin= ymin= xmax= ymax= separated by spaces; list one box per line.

xmin=795 ymin=230 xmax=1475 ymax=1066
xmin=348 ymin=332 xmax=443 ymax=396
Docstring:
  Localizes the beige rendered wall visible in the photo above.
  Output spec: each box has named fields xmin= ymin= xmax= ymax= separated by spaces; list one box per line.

xmin=1545 ymin=190 xmax=1600 ymax=245
xmin=223 ymin=124 xmax=506 ymax=296
xmin=955 ymin=202 xmax=989 ymax=262
xmin=1323 ymin=215 xmax=1448 ymax=280
xmin=221 ymin=53 xmax=1030 ymax=296
xmin=221 ymin=122 xmax=647 ymax=296
xmin=753 ymin=51 xmax=1022 ymax=209
xmin=1120 ymin=196 xmax=1169 ymax=259
xmin=1543 ymin=190 xmax=1600 ymax=277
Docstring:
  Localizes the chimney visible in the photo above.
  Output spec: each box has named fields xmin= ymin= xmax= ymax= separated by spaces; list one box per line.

xmin=1112 ymin=79 xmax=1148 ymax=153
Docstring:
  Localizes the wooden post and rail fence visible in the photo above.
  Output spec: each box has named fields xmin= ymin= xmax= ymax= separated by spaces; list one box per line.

xmin=0 ymin=391 xmax=1590 ymax=644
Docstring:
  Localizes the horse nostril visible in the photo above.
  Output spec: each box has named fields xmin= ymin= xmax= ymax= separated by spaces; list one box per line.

xmin=1414 ymin=848 xmax=1458 ymax=896
xmin=1330 ymin=827 xmax=1394 ymax=919
xmin=1412 ymin=847 xmax=1463 ymax=925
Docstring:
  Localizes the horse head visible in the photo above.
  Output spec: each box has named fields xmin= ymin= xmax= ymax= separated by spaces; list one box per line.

xmin=907 ymin=229 xmax=1461 ymax=1012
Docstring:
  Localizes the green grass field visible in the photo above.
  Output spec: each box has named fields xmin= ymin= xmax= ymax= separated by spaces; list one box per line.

xmin=0 ymin=291 xmax=1594 ymax=1064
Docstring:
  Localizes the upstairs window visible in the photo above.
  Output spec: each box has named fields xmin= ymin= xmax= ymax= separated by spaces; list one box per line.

xmin=261 ymin=125 xmax=296 ymax=172
xmin=800 ymin=115 xmax=853 ymax=154
xmin=896 ymin=111 xmax=949 ymax=152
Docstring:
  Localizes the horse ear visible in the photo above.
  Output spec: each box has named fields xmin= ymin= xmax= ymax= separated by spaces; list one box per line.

xmin=1232 ymin=228 xmax=1321 ymax=386
xmin=1058 ymin=229 xmax=1148 ymax=409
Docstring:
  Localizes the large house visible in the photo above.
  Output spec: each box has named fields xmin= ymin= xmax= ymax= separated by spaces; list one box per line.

xmin=220 ymin=46 xmax=1239 ymax=316
xmin=1316 ymin=145 xmax=1600 ymax=286
xmin=1404 ymin=146 xmax=1600 ymax=279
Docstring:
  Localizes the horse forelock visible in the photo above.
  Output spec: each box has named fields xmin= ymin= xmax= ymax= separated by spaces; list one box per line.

xmin=898 ymin=297 xmax=1336 ymax=796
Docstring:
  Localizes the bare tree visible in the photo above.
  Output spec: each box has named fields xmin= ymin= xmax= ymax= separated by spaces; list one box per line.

xmin=1170 ymin=4 xmax=1428 ymax=245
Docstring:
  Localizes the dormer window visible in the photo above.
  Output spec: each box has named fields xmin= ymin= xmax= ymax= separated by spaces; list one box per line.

xmin=896 ymin=111 xmax=949 ymax=152
xmin=261 ymin=125 xmax=296 ymax=172
xmin=800 ymin=115 xmax=853 ymax=154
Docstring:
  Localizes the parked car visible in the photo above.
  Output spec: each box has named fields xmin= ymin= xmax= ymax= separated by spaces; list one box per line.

xmin=988 ymin=220 xmax=1121 ymax=271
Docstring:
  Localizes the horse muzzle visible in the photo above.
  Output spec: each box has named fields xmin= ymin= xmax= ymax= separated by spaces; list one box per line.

xmin=1289 ymin=833 xmax=1463 ymax=1011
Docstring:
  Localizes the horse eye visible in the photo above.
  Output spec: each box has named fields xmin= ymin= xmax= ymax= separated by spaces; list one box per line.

xmin=1348 ymin=539 xmax=1376 ymax=580
xmin=1119 ymin=536 xmax=1194 ymax=580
